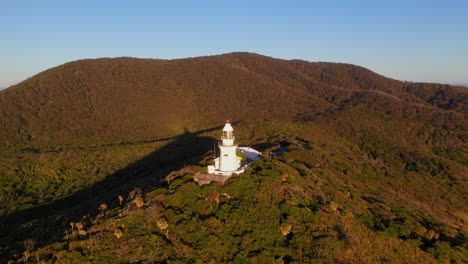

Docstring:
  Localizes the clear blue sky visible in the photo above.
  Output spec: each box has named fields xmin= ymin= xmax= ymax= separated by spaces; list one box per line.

xmin=1 ymin=0 xmax=468 ymax=88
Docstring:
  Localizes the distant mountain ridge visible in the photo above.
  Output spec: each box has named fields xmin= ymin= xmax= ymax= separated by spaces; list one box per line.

xmin=0 ymin=52 xmax=466 ymax=147
xmin=452 ymin=83 xmax=468 ymax=88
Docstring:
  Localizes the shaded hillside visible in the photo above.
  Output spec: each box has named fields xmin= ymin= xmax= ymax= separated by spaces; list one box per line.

xmin=0 ymin=53 xmax=466 ymax=263
xmin=0 ymin=53 xmax=466 ymax=146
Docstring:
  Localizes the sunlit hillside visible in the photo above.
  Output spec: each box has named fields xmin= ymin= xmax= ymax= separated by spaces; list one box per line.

xmin=0 ymin=53 xmax=466 ymax=263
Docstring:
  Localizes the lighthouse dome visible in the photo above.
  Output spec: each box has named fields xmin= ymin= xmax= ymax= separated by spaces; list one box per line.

xmin=223 ymin=121 xmax=234 ymax=132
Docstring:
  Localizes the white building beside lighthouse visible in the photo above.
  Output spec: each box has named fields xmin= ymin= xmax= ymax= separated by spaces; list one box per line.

xmin=207 ymin=121 xmax=244 ymax=176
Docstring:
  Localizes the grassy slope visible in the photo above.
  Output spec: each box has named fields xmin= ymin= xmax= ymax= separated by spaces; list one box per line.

xmin=17 ymin=121 xmax=467 ymax=263
xmin=0 ymin=53 xmax=466 ymax=263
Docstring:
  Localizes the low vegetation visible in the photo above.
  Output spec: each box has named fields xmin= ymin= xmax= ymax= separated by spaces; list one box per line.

xmin=0 ymin=53 xmax=466 ymax=263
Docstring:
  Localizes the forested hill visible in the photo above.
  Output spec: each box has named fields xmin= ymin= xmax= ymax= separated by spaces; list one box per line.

xmin=0 ymin=52 xmax=466 ymax=146
xmin=0 ymin=53 xmax=466 ymax=263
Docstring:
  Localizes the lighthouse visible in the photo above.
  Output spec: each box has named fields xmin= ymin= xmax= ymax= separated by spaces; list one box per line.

xmin=208 ymin=121 xmax=242 ymax=176
xmin=199 ymin=121 xmax=261 ymax=184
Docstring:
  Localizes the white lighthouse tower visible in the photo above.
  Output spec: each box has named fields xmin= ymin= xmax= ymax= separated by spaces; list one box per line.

xmin=197 ymin=121 xmax=261 ymax=184
xmin=208 ymin=121 xmax=242 ymax=176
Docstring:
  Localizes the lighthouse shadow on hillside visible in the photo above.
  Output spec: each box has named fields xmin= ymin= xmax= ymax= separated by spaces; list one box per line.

xmin=0 ymin=124 xmax=236 ymax=262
